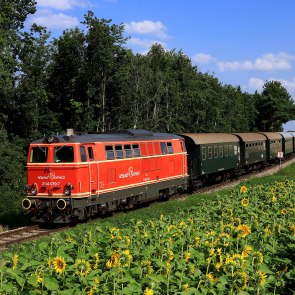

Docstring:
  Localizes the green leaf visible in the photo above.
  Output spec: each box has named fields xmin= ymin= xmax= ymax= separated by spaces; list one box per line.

xmin=27 ymin=275 xmax=39 ymax=287
xmin=44 ymin=277 xmax=59 ymax=291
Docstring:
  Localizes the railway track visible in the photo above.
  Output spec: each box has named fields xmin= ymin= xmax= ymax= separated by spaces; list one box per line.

xmin=0 ymin=225 xmax=68 ymax=251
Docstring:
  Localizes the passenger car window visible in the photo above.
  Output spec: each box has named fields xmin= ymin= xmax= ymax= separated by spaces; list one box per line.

xmin=202 ymin=147 xmax=206 ymax=160
xmin=54 ymin=146 xmax=74 ymax=162
xmin=30 ymin=146 xmax=48 ymax=163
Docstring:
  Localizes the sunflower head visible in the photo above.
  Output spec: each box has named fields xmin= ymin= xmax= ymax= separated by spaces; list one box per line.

xmin=52 ymin=256 xmax=66 ymax=274
xmin=75 ymin=259 xmax=91 ymax=276
xmin=241 ymin=198 xmax=249 ymax=207
xmin=240 ymin=186 xmax=248 ymax=193
xmin=237 ymin=224 xmax=251 ymax=237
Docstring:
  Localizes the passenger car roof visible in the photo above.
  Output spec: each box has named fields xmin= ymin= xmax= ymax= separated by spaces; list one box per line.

xmin=233 ymin=133 xmax=266 ymax=141
xmin=180 ymin=133 xmax=239 ymax=144
xmin=259 ymin=132 xmax=283 ymax=140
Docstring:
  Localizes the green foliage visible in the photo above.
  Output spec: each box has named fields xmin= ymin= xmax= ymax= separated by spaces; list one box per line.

xmin=255 ymin=81 xmax=295 ymax=131
xmin=1 ymin=167 xmax=295 ymax=294
xmin=0 ymin=126 xmax=26 ymax=217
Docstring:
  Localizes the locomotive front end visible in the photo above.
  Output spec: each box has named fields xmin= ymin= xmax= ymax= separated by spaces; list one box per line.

xmin=23 ymin=135 xmax=80 ymax=223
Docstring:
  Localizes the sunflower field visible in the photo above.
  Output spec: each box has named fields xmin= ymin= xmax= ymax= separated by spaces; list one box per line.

xmin=0 ymin=177 xmax=295 ymax=294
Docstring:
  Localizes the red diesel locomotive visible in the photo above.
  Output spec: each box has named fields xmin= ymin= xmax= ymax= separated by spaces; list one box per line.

xmin=22 ymin=129 xmax=188 ymax=223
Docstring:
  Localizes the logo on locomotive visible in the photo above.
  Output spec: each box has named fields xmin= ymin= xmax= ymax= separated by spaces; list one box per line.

xmin=119 ymin=167 xmax=140 ymax=179
xmin=38 ymin=172 xmax=66 ymax=180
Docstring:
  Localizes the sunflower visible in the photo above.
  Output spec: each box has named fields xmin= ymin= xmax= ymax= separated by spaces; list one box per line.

xmin=281 ymin=208 xmax=288 ymax=215
xmin=120 ymin=249 xmax=133 ymax=267
xmin=241 ymin=246 xmax=252 ymax=258
xmin=237 ymin=224 xmax=251 ymax=237
xmin=106 ymin=251 xmax=120 ymax=269
xmin=257 ymin=270 xmax=267 ymax=286
xmin=252 ymin=251 xmax=264 ymax=264
xmin=206 ymin=273 xmax=218 ymax=283
xmin=290 ymin=224 xmax=295 ymax=236
xmin=75 ymin=259 xmax=91 ymax=276
xmin=241 ymin=198 xmax=249 ymax=207
xmin=144 ymin=288 xmax=154 ymax=295
xmin=240 ymin=186 xmax=248 ymax=193
xmin=37 ymin=276 xmax=43 ymax=284
xmin=93 ymin=253 xmax=99 ymax=269
xmin=184 ymin=251 xmax=191 ymax=262
xmin=234 ymin=271 xmax=248 ymax=290
xmin=182 ymin=283 xmax=190 ymax=291
xmin=52 ymin=256 xmax=66 ymax=274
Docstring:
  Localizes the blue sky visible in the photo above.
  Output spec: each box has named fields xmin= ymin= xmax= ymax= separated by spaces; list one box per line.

xmin=27 ymin=0 xmax=295 ymax=131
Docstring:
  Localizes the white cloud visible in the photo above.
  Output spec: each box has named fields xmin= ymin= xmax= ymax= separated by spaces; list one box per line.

xmin=191 ymin=53 xmax=215 ymax=64
xmin=248 ymin=77 xmax=265 ymax=92
xmin=36 ymin=0 xmax=90 ymax=10
xmin=248 ymin=76 xmax=295 ymax=98
xmin=127 ymin=37 xmax=166 ymax=50
xmin=218 ymin=52 xmax=295 ymax=72
xmin=30 ymin=11 xmax=79 ymax=29
xmin=125 ymin=20 xmax=168 ymax=39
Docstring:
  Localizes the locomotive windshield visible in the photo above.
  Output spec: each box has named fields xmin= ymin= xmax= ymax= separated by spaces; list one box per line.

xmin=30 ymin=146 xmax=48 ymax=163
xmin=54 ymin=146 xmax=74 ymax=162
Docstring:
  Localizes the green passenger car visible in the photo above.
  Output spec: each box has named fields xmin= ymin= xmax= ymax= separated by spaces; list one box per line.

xmin=233 ymin=133 xmax=267 ymax=166
xmin=278 ymin=132 xmax=293 ymax=156
xmin=180 ymin=133 xmax=240 ymax=181
xmin=259 ymin=132 xmax=283 ymax=162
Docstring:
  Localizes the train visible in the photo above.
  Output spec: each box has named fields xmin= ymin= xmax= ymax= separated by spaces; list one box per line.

xmin=22 ymin=129 xmax=295 ymax=223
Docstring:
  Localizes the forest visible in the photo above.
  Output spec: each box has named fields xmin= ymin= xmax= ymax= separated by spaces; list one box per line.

xmin=1 ymin=0 xmax=295 ymax=221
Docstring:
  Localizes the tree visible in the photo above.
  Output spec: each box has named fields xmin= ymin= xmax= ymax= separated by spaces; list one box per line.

xmin=255 ymin=81 xmax=295 ymax=131
xmin=82 ymin=11 xmax=128 ymax=132
xmin=48 ymin=27 xmax=86 ymax=131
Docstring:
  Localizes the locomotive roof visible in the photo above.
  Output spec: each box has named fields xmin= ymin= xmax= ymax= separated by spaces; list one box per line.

xmin=259 ymin=132 xmax=283 ymax=140
xmin=32 ymin=129 xmax=183 ymax=144
xmin=180 ymin=133 xmax=239 ymax=144
xmin=233 ymin=133 xmax=267 ymax=141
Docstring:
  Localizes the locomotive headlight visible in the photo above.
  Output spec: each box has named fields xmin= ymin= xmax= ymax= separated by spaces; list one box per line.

xmin=30 ymin=183 xmax=38 ymax=195
xmin=64 ymin=183 xmax=73 ymax=196
xmin=26 ymin=183 xmax=38 ymax=195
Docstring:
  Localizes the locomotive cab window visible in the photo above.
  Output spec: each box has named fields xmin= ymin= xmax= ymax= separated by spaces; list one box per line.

xmin=54 ymin=146 xmax=74 ymax=162
xmin=167 ymin=142 xmax=174 ymax=154
xmin=105 ymin=146 xmax=115 ymax=160
xmin=88 ymin=147 xmax=94 ymax=161
xmin=80 ymin=146 xmax=87 ymax=162
xmin=160 ymin=142 xmax=167 ymax=155
xmin=30 ymin=146 xmax=48 ymax=163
